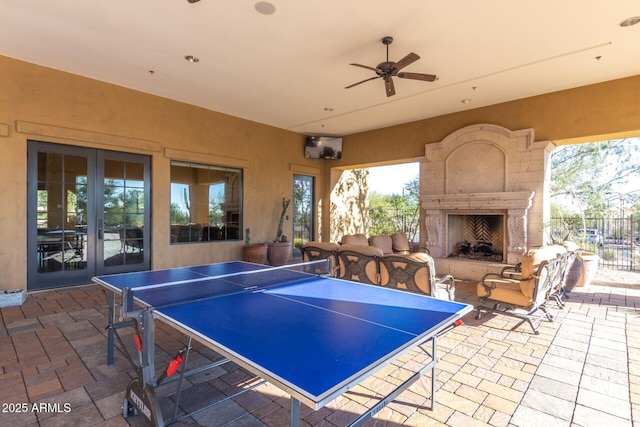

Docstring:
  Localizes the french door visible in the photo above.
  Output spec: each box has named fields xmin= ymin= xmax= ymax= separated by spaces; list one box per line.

xmin=27 ymin=141 xmax=151 ymax=290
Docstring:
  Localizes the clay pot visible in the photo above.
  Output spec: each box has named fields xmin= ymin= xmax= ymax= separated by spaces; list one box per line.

xmin=578 ymin=252 xmax=599 ymax=287
xmin=267 ymin=241 xmax=292 ymax=266
xmin=242 ymin=243 xmax=268 ymax=264
xmin=567 ymin=251 xmax=599 ymax=287
xmin=564 ymin=258 xmax=582 ymax=291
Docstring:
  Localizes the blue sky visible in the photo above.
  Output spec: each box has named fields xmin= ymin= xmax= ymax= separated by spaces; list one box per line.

xmin=368 ymin=163 xmax=419 ymax=195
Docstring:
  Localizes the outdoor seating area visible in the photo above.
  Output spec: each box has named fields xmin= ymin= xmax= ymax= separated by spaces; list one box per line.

xmin=1 ymin=270 xmax=638 ymax=426
xmin=302 ymin=233 xmax=455 ymax=300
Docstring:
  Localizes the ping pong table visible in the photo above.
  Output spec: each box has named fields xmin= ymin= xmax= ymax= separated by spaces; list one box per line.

xmin=94 ymin=260 xmax=472 ymax=426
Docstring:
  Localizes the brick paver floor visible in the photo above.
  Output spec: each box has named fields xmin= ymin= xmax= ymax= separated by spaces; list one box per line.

xmin=1 ymin=271 xmax=639 ymax=426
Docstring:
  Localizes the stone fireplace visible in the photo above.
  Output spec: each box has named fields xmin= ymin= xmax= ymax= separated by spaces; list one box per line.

xmin=420 ymin=124 xmax=555 ymax=281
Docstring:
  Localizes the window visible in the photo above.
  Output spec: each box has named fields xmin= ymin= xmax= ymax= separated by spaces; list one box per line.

xmin=170 ymin=161 xmax=243 ymax=243
xmin=293 ymin=175 xmax=314 ymax=252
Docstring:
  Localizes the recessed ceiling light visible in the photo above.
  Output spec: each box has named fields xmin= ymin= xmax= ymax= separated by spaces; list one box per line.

xmin=185 ymin=55 xmax=200 ymax=63
xmin=255 ymin=1 xmax=276 ymax=15
xmin=324 ymin=107 xmax=334 ymax=112
xmin=461 ymin=99 xmax=472 ymax=104
xmin=620 ymin=16 xmax=640 ymax=27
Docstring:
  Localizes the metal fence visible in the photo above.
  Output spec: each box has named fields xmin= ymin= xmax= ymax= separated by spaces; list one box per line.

xmin=549 ymin=215 xmax=639 ymax=271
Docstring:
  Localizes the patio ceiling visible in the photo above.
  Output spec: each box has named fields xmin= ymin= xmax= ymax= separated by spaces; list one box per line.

xmin=2 ymin=1 xmax=639 ymax=136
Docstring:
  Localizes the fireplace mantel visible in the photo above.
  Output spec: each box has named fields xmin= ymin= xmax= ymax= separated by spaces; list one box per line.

xmin=422 ymin=191 xmax=535 ymax=211
xmin=421 ymin=191 xmax=535 ymax=264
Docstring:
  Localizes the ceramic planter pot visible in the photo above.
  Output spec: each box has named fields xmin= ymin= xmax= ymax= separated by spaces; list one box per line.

xmin=567 ymin=251 xmax=599 ymax=288
xmin=267 ymin=241 xmax=292 ymax=266
xmin=242 ymin=243 xmax=268 ymax=264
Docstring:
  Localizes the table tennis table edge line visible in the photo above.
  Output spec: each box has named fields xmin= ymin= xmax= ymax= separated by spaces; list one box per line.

xmin=99 ymin=259 xmax=330 ymax=293
xmin=92 ymin=261 xmax=259 ymax=283
xmin=153 ymin=302 xmax=473 ymax=410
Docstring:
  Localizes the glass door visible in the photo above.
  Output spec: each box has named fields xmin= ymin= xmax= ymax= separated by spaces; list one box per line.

xmin=97 ymin=152 xmax=149 ymax=275
xmin=27 ymin=141 xmax=150 ymax=290
xmin=292 ymin=175 xmax=314 ymax=258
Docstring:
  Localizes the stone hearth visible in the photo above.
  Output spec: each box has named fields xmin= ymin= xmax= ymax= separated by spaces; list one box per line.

xmin=420 ymin=124 xmax=555 ymax=281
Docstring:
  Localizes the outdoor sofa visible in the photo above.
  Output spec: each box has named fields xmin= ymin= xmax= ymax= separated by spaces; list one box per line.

xmin=301 ymin=233 xmax=455 ymax=301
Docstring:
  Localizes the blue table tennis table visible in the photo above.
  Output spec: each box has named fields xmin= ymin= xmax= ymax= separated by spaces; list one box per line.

xmin=94 ymin=260 xmax=472 ymax=427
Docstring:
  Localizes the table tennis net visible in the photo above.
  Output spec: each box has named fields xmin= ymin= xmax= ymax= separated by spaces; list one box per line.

xmin=122 ymin=260 xmax=330 ymax=311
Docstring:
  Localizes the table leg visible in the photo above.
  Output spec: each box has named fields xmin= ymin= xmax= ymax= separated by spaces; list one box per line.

xmin=107 ymin=291 xmax=116 ymax=365
xmin=290 ymin=398 xmax=300 ymax=427
xmin=348 ymin=337 xmax=438 ymax=426
xmin=140 ymin=310 xmax=156 ymax=385
xmin=431 ymin=335 xmax=437 ymax=411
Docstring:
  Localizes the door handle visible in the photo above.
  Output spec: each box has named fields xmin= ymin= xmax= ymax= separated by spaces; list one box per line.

xmin=98 ymin=219 xmax=103 ymax=240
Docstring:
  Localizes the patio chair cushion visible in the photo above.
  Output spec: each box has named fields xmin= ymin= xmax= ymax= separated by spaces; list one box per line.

xmin=476 ymin=277 xmax=532 ymax=306
xmin=341 ymin=234 xmax=369 ymax=246
xmin=519 ymin=246 xmax=564 ymax=298
xmin=368 ymin=235 xmax=393 ymax=254
xmin=390 ymin=232 xmax=411 ymax=254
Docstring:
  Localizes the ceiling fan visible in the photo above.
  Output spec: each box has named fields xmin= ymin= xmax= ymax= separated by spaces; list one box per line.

xmin=345 ymin=36 xmax=437 ymax=97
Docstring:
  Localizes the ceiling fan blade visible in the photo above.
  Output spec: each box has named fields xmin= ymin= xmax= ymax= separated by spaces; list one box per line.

xmin=345 ymin=76 xmax=380 ymax=89
xmin=392 ymin=53 xmax=420 ymax=71
xmin=349 ymin=63 xmax=380 ymax=73
xmin=397 ymin=72 xmax=438 ymax=82
xmin=385 ymin=79 xmax=396 ymax=97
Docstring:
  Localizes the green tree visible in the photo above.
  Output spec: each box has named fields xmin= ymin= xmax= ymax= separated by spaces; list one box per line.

xmin=551 ymin=138 xmax=640 ymax=216
xmin=292 ymin=176 xmax=313 ymax=246
xmin=368 ymin=176 xmax=420 ymax=241
xmin=208 ymin=184 xmax=224 ymax=225
xmin=170 ymin=202 xmax=190 ymax=224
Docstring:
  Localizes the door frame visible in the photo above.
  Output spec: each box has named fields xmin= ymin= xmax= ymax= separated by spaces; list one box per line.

xmin=27 ymin=141 xmax=151 ymax=290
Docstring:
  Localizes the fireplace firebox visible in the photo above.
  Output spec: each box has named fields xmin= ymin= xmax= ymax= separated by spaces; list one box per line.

xmin=447 ymin=213 xmax=505 ymax=262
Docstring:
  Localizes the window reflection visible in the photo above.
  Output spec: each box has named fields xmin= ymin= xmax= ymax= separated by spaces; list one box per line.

xmin=36 ymin=152 xmax=88 ymax=272
xmin=170 ymin=161 xmax=243 ymax=243
xmin=103 ymin=160 xmax=145 ymax=266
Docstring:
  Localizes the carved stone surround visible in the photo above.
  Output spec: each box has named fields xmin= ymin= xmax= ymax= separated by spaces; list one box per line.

xmin=422 ymin=191 xmax=534 ymax=265
xmin=420 ymin=124 xmax=555 ymax=276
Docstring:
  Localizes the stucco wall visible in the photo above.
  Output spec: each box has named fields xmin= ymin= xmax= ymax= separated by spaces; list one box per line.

xmin=1 ymin=54 xmax=639 ymax=290
xmin=0 ymin=56 xmax=323 ymax=290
